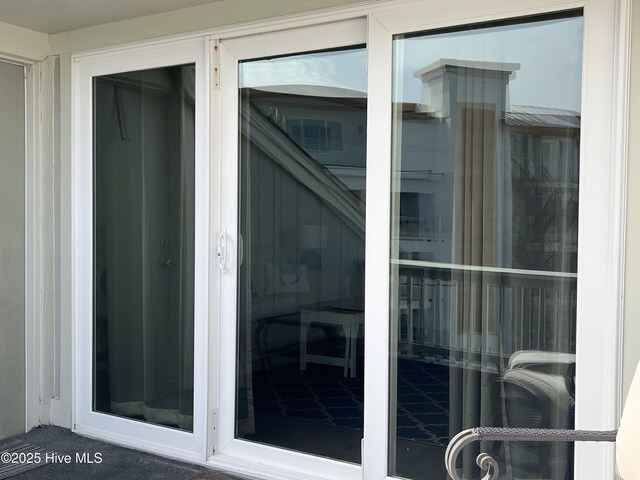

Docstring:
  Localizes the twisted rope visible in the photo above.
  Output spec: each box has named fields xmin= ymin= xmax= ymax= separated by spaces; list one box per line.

xmin=474 ymin=427 xmax=617 ymax=443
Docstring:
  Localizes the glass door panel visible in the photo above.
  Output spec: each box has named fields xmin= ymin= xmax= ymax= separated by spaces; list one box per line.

xmin=388 ymin=12 xmax=583 ymax=479
xmin=235 ymin=46 xmax=367 ymax=462
xmin=93 ymin=64 xmax=196 ymax=431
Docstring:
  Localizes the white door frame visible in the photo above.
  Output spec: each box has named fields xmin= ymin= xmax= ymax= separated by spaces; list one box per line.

xmin=362 ymin=1 xmax=628 ymax=479
xmin=67 ymin=0 xmax=629 ymax=478
xmin=0 ymin=38 xmax=54 ymax=436
xmin=210 ymin=18 xmax=367 ymax=480
xmin=71 ymin=36 xmax=210 ymax=463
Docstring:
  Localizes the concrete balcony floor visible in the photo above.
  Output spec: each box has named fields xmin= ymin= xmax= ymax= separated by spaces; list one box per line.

xmin=0 ymin=426 xmax=247 ymax=480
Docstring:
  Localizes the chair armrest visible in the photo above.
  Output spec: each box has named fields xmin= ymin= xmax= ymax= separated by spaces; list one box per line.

xmin=445 ymin=427 xmax=617 ymax=480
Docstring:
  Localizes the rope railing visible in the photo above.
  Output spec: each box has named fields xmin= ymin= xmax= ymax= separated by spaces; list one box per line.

xmin=445 ymin=427 xmax=617 ymax=480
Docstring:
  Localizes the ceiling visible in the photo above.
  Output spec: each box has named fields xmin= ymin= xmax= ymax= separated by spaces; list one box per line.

xmin=0 ymin=0 xmax=225 ymax=34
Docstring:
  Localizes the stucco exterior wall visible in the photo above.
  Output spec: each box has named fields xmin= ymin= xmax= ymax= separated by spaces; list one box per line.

xmin=0 ymin=60 xmax=25 ymax=439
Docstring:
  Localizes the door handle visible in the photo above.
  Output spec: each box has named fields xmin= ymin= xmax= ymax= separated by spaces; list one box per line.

xmin=217 ymin=229 xmax=227 ymax=272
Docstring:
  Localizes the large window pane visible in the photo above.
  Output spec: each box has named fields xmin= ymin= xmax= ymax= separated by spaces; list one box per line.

xmin=236 ymin=47 xmax=366 ymax=463
xmin=93 ymin=65 xmax=196 ymax=431
xmin=388 ymin=12 xmax=582 ymax=479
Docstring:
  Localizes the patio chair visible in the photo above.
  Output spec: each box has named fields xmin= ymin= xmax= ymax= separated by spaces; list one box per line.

xmin=445 ymin=360 xmax=640 ymax=480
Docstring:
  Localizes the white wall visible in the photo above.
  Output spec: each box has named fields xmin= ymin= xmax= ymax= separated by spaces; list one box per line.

xmin=0 ymin=20 xmax=48 ymax=62
xmin=48 ymin=0 xmax=373 ymax=55
xmin=0 ymin=60 xmax=26 ymax=439
xmin=623 ymin=0 xmax=640 ymax=400
xmin=0 ymin=18 xmax=53 ymax=437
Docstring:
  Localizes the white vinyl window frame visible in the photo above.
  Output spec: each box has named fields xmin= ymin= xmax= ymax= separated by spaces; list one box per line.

xmin=71 ymin=37 xmax=211 ymax=463
xmin=363 ymin=1 xmax=628 ymax=479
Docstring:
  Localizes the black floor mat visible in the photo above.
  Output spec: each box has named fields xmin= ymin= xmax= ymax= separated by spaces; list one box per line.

xmin=0 ymin=439 xmax=52 ymax=479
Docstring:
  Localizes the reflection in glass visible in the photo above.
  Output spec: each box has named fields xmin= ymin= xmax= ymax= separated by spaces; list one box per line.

xmin=389 ymin=12 xmax=582 ymax=479
xmin=236 ymin=47 xmax=366 ymax=463
xmin=93 ymin=65 xmax=196 ymax=431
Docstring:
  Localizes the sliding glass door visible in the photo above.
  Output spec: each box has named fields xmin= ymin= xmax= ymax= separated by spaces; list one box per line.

xmin=235 ymin=47 xmax=367 ymax=462
xmin=216 ymin=5 xmax=620 ymax=478
xmin=93 ymin=64 xmax=196 ymax=430
xmin=74 ymin=38 xmax=208 ymax=460
xmin=216 ymin=20 xmax=367 ymax=479
xmin=361 ymin=2 xmax=621 ymax=479
xmin=388 ymin=11 xmax=582 ymax=479
xmin=71 ymin=2 xmax=622 ymax=477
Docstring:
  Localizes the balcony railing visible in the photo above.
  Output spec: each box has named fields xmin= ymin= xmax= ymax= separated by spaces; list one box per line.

xmin=392 ymin=260 xmax=577 ymax=364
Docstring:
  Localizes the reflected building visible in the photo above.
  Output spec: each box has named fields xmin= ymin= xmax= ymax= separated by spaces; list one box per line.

xmin=237 ymin=56 xmax=579 ymax=477
xmin=236 ymin=61 xmax=368 ymax=463
xmin=243 ymin=58 xmax=579 ymax=360
xmin=396 ymin=59 xmax=579 ymax=273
